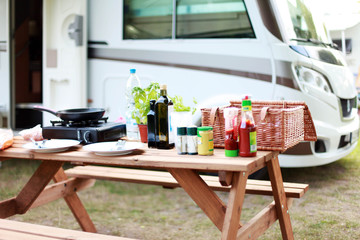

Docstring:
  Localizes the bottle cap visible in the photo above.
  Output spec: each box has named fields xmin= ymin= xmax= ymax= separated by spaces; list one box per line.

xmin=149 ymin=100 xmax=156 ymax=108
xmin=130 ymin=69 xmax=136 ymax=73
xmin=160 ymin=84 xmax=167 ymax=90
xmin=225 ymin=149 xmax=239 ymax=157
xmin=187 ymin=126 xmax=197 ymax=135
xmin=197 ymin=126 xmax=213 ymax=131
xmin=242 ymin=95 xmax=251 ymax=100
xmin=177 ymin=127 xmax=187 ymax=136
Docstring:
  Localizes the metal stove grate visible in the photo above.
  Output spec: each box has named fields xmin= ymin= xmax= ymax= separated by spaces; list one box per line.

xmin=50 ymin=117 xmax=109 ymax=127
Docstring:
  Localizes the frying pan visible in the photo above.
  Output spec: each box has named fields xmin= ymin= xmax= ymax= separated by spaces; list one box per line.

xmin=33 ymin=106 xmax=105 ymax=122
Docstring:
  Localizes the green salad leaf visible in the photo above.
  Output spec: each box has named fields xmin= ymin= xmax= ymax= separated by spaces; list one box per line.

xmin=171 ymin=96 xmax=197 ymax=115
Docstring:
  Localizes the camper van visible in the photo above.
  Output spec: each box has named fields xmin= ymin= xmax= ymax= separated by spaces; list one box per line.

xmin=0 ymin=0 xmax=358 ymax=167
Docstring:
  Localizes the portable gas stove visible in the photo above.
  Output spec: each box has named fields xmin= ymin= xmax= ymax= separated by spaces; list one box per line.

xmin=42 ymin=117 xmax=126 ymax=144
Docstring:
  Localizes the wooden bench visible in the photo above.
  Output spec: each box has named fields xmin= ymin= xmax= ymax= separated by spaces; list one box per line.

xmin=0 ymin=219 xmax=133 ymax=240
xmin=65 ymin=166 xmax=309 ymax=199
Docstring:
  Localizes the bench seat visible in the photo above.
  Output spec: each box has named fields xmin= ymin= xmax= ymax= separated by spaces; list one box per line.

xmin=0 ymin=219 xmax=133 ymax=240
xmin=65 ymin=166 xmax=308 ymax=199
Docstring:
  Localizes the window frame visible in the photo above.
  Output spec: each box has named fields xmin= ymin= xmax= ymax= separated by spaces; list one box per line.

xmin=123 ymin=0 xmax=256 ymax=40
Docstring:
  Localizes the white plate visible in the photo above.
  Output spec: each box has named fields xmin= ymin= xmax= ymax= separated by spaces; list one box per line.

xmin=83 ymin=141 xmax=144 ymax=156
xmin=23 ymin=139 xmax=81 ymax=153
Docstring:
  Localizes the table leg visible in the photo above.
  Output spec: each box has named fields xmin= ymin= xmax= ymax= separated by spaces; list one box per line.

xmin=221 ymin=171 xmax=248 ymax=240
xmin=0 ymin=161 xmax=64 ymax=218
xmin=267 ymin=155 xmax=294 ymax=240
xmin=168 ymin=168 xmax=227 ymax=231
xmin=53 ymin=168 xmax=97 ymax=233
xmin=236 ymin=197 xmax=294 ymax=240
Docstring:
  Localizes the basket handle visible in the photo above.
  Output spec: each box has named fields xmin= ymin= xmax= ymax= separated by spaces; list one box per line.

xmin=260 ymin=107 xmax=270 ymax=121
xmin=209 ymin=107 xmax=219 ymax=125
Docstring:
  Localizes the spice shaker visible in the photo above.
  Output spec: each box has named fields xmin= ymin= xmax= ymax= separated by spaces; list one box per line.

xmin=176 ymin=127 xmax=187 ymax=155
xmin=187 ymin=126 xmax=198 ymax=155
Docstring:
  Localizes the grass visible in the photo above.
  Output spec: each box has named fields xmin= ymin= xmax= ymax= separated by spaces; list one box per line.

xmin=1 ymin=143 xmax=360 ymax=239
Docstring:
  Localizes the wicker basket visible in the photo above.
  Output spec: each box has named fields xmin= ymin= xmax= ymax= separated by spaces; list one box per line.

xmin=201 ymin=100 xmax=317 ymax=152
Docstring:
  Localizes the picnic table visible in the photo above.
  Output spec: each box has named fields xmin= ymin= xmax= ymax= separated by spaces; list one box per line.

xmin=0 ymin=137 xmax=308 ymax=240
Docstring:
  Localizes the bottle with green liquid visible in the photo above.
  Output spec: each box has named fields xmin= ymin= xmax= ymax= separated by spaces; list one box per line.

xmin=155 ymin=85 xmax=174 ymax=149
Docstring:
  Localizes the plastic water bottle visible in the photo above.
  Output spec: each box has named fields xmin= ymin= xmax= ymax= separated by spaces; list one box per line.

xmin=125 ymin=68 xmax=141 ymax=139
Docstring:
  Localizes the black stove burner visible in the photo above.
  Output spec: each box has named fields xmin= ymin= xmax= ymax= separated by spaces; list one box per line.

xmin=50 ymin=117 xmax=109 ymax=127
xmin=43 ymin=119 xmax=126 ymax=144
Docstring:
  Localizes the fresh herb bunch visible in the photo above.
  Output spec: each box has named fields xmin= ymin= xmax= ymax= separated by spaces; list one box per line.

xmin=131 ymin=82 xmax=160 ymax=125
xmin=131 ymin=82 xmax=197 ymax=124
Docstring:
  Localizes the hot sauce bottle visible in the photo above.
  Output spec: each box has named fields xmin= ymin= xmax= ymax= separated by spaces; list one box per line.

xmin=224 ymin=107 xmax=239 ymax=157
xmin=239 ymin=96 xmax=257 ymax=157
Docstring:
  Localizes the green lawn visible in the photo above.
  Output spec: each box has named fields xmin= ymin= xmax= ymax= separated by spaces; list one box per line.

xmin=1 ymin=143 xmax=360 ymax=239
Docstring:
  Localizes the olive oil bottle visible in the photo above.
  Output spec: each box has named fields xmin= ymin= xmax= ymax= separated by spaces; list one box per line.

xmin=155 ymin=85 xmax=174 ymax=149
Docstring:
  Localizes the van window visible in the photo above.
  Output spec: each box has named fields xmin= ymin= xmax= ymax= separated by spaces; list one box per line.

xmin=123 ymin=0 xmax=255 ymax=39
xmin=124 ymin=0 xmax=173 ymax=39
xmin=284 ymin=0 xmax=330 ymax=44
xmin=332 ymin=39 xmax=352 ymax=54
xmin=176 ymin=0 xmax=255 ymax=38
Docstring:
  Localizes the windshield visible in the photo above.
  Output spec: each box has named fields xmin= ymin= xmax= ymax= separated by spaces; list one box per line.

xmin=273 ymin=0 xmax=331 ymax=45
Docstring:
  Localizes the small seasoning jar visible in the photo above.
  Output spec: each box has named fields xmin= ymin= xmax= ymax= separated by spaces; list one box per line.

xmin=187 ymin=126 xmax=198 ymax=155
xmin=197 ymin=126 xmax=214 ymax=156
xmin=176 ymin=127 xmax=187 ymax=155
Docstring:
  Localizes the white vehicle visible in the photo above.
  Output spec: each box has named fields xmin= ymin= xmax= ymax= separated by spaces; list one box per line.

xmin=87 ymin=0 xmax=359 ymax=167
xmin=0 ymin=0 xmax=358 ymax=167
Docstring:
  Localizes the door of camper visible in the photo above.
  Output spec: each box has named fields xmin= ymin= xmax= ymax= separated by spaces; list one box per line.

xmin=4 ymin=0 xmax=87 ymax=129
xmin=42 ymin=0 xmax=87 ymax=124
xmin=0 ymin=0 xmax=10 ymax=128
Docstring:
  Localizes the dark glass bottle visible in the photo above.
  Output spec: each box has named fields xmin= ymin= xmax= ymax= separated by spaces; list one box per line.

xmin=155 ymin=85 xmax=174 ymax=149
xmin=147 ymin=100 xmax=156 ymax=148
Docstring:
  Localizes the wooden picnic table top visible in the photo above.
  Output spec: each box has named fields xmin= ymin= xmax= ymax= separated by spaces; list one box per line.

xmin=0 ymin=137 xmax=276 ymax=172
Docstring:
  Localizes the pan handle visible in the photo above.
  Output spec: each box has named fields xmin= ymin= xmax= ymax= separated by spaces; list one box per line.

xmin=33 ymin=106 xmax=59 ymax=117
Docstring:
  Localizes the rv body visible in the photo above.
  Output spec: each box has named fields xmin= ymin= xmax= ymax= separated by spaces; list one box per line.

xmin=87 ymin=0 xmax=359 ymax=167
